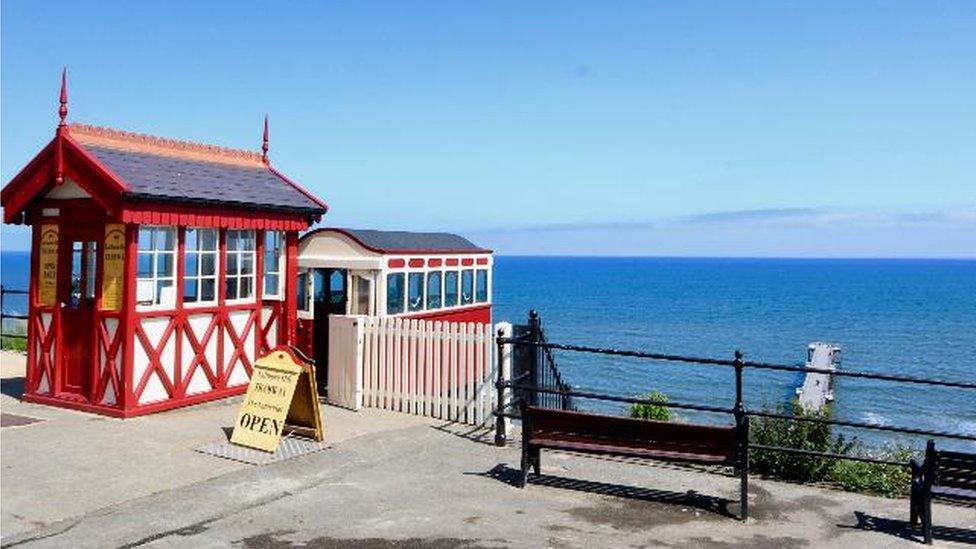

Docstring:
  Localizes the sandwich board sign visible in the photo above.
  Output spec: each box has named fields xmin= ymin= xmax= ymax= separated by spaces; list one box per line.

xmin=230 ymin=347 xmax=324 ymax=453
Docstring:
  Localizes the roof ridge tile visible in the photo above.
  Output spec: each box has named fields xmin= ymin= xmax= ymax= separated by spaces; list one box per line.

xmin=68 ymin=123 xmax=264 ymax=167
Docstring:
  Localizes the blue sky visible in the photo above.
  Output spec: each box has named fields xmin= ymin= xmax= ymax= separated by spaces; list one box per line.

xmin=2 ymin=1 xmax=974 ymax=257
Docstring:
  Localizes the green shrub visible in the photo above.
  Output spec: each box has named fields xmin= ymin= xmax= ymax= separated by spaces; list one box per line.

xmin=749 ymin=401 xmax=853 ymax=483
xmin=630 ymin=390 xmax=672 ymax=422
xmin=829 ymin=445 xmax=916 ymax=497
xmin=1 ymin=322 xmax=27 ymax=352
xmin=749 ymin=400 xmax=916 ymax=497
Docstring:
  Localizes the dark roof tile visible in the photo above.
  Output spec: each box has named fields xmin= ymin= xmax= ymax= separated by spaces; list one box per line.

xmin=333 ymin=228 xmax=489 ymax=253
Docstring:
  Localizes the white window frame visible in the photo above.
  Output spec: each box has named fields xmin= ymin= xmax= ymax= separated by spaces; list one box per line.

xmin=225 ymin=229 xmax=256 ymax=303
xmin=183 ymin=228 xmax=219 ymax=307
xmin=136 ymin=226 xmax=177 ymax=310
xmin=263 ymin=230 xmax=285 ymax=300
xmin=296 ymin=269 xmax=313 ymax=319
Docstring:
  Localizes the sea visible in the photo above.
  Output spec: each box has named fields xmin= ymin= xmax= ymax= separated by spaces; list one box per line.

xmin=2 ymin=251 xmax=974 ymax=450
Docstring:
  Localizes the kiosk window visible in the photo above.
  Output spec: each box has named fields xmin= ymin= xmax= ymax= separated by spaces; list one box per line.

xmin=136 ymin=226 xmax=176 ymax=307
xmin=183 ymin=228 xmax=218 ymax=304
xmin=225 ymin=230 xmax=256 ymax=301
xmin=263 ymin=231 xmax=284 ymax=299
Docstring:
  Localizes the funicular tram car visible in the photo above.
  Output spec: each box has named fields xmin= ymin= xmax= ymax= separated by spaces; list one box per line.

xmin=294 ymin=228 xmax=493 ymax=381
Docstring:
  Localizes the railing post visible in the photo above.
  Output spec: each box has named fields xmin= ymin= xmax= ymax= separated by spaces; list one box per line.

xmin=494 ymin=323 xmax=513 ymax=446
xmin=527 ymin=309 xmax=541 ymax=408
xmin=733 ymin=349 xmax=749 ymax=521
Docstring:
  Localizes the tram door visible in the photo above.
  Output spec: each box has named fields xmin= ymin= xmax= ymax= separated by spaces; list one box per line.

xmin=312 ymin=268 xmax=347 ymax=394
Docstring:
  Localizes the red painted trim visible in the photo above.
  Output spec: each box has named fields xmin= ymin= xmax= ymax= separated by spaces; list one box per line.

xmin=408 ymin=258 xmax=424 ymax=268
xmin=428 ymin=258 xmax=443 ymax=267
xmin=23 ymin=384 xmax=248 ymax=418
xmin=400 ymin=303 xmax=491 ymax=324
xmin=2 ymin=140 xmax=57 ymax=223
xmin=123 ymin=224 xmax=138 ymax=409
xmin=267 ymin=163 xmax=328 ymax=213
xmin=121 ymin=202 xmax=308 ymax=230
xmin=62 ymin=132 xmax=131 ymax=193
xmin=476 ymin=257 xmax=488 ymax=265
xmin=284 ymin=231 xmax=299 ymax=345
xmin=461 ymin=258 xmax=474 ymax=266
xmin=446 ymin=258 xmax=459 ymax=266
xmin=388 ymin=258 xmax=406 ymax=268
xmin=301 ymin=228 xmax=493 ymax=255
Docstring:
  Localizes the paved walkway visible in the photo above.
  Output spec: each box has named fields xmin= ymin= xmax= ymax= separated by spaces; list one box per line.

xmin=2 ymin=351 xmax=974 ymax=547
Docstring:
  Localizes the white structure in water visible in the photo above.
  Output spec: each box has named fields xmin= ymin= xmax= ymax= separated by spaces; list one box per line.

xmin=796 ymin=342 xmax=841 ymax=412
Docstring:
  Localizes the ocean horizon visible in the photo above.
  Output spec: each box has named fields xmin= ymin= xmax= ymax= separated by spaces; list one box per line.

xmin=3 ymin=251 xmax=974 ymax=449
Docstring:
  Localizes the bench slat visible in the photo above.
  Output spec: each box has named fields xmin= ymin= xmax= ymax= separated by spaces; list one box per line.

xmin=529 ymin=437 xmax=733 ymax=465
xmin=527 ymin=407 xmax=737 ymax=446
xmin=529 ymin=432 xmax=735 ymax=460
xmin=931 ymin=485 xmax=976 ymax=502
xmin=938 ymin=475 xmax=976 ymax=490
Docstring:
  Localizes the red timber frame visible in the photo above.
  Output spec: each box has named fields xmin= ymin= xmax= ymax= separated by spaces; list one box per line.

xmin=5 ymin=133 xmax=312 ymax=418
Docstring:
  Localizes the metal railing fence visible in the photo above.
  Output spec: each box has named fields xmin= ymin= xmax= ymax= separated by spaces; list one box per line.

xmin=0 ymin=286 xmax=29 ymax=345
xmin=493 ymin=310 xmax=976 ymax=467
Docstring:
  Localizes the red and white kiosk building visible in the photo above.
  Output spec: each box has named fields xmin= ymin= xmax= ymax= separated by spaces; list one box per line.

xmin=0 ymin=75 xmax=327 ymax=417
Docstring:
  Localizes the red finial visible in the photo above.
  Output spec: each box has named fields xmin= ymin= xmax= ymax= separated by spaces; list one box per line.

xmin=58 ymin=67 xmax=68 ymax=130
xmin=261 ymin=114 xmax=269 ymax=164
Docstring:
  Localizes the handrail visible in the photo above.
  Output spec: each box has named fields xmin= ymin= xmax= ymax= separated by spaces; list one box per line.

xmin=496 ymin=337 xmax=976 ymax=391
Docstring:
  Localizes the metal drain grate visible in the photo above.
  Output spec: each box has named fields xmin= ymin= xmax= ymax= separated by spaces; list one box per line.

xmin=195 ymin=435 xmax=329 ymax=465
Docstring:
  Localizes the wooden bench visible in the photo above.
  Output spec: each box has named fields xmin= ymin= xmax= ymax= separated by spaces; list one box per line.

xmin=519 ymin=405 xmax=750 ymax=519
xmin=910 ymin=440 xmax=976 ymax=544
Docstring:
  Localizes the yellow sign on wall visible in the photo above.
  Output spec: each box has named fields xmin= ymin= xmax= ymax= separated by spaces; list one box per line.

xmin=230 ymin=348 xmax=323 ymax=453
xmin=38 ymin=224 xmax=59 ymax=307
xmin=101 ymin=224 xmax=126 ymax=311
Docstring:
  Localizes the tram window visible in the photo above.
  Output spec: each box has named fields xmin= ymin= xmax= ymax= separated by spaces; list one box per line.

xmin=386 ymin=273 xmax=405 ymax=315
xmin=444 ymin=271 xmax=459 ymax=307
xmin=476 ymin=269 xmax=488 ymax=303
xmin=461 ymin=269 xmax=474 ymax=305
xmin=408 ymin=272 xmax=424 ymax=312
xmin=426 ymin=271 xmax=442 ymax=309
xmin=297 ymin=271 xmax=311 ymax=312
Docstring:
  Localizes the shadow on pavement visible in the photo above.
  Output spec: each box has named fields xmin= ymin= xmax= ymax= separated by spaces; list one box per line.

xmin=1 ymin=376 xmax=25 ymax=398
xmin=840 ymin=510 xmax=976 ymax=546
xmin=472 ymin=463 xmax=736 ymax=519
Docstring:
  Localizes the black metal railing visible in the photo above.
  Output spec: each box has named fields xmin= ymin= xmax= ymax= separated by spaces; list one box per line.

xmin=493 ymin=311 xmax=976 ymax=467
xmin=0 ymin=286 xmax=29 ymax=348
xmin=510 ymin=310 xmax=574 ymax=412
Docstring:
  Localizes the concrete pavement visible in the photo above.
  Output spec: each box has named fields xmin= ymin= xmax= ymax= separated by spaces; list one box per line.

xmin=2 ymin=350 xmax=974 ymax=548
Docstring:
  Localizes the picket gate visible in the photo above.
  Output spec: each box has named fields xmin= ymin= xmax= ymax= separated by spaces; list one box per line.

xmin=327 ymin=316 xmax=499 ymax=426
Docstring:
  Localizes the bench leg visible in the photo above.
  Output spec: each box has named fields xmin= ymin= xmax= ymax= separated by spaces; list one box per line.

xmin=909 ymin=461 xmax=922 ymax=528
xmin=923 ymin=492 xmax=932 ymax=544
xmin=740 ymin=464 xmax=749 ymax=521
xmin=519 ymin=444 xmax=531 ymax=488
xmin=532 ymin=447 xmax=541 ymax=475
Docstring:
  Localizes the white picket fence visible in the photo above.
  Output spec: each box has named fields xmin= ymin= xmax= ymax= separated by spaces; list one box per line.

xmin=327 ymin=316 xmax=500 ymax=426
